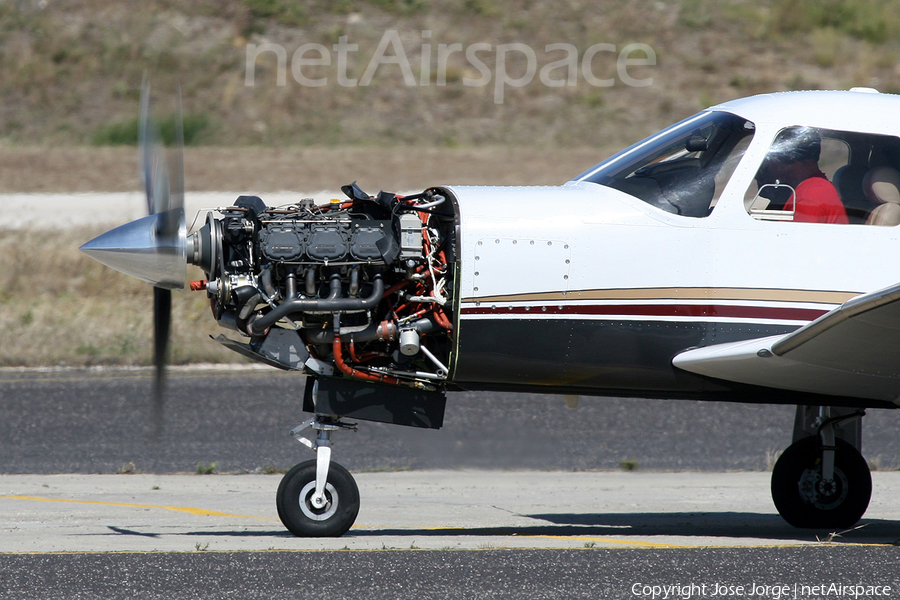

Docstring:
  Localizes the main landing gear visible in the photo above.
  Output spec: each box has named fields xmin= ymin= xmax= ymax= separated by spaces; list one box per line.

xmin=771 ymin=407 xmax=870 ymax=529
xmin=276 ymin=416 xmax=360 ymax=537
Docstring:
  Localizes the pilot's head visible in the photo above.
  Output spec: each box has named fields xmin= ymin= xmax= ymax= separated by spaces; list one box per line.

xmin=768 ymin=127 xmax=821 ymax=163
xmin=757 ymin=126 xmax=822 ymax=186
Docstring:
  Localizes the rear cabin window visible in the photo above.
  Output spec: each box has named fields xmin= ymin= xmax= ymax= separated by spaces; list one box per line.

xmin=746 ymin=127 xmax=900 ymax=226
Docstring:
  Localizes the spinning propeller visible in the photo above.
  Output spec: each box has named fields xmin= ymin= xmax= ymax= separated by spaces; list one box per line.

xmin=80 ymin=77 xmax=187 ymax=435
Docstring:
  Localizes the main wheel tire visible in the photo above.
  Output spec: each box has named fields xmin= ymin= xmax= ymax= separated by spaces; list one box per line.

xmin=771 ymin=436 xmax=871 ymax=529
xmin=276 ymin=459 xmax=360 ymax=537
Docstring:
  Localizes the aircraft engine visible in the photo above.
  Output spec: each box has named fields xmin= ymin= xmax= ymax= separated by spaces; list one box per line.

xmin=187 ymin=184 xmax=456 ymax=390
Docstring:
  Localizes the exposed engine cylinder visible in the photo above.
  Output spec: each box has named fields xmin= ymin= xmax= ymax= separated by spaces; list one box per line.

xmin=187 ymin=185 xmax=456 ymax=390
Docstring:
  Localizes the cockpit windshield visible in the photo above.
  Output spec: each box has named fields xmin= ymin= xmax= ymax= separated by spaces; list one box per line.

xmin=575 ymin=111 xmax=756 ymax=217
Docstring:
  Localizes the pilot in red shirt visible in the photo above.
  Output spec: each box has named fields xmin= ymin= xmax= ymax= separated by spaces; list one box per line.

xmin=756 ymin=127 xmax=849 ymax=224
xmin=783 ymin=172 xmax=849 ymax=224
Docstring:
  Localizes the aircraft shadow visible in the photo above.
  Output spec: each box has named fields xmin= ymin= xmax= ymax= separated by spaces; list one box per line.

xmin=349 ymin=512 xmax=900 ymax=545
xmin=100 ymin=515 xmax=900 ymax=545
xmin=100 ymin=526 xmax=295 ymax=539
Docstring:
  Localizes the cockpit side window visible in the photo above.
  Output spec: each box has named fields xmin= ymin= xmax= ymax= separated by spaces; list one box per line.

xmin=746 ymin=127 xmax=900 ymax=226
xmin=577 ymin=112 xmax=755 ymax=218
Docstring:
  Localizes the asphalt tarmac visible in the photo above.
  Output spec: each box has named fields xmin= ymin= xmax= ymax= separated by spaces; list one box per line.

xmin=5 ymin=367 xmax=900 ymax=475
xmin=2 ymin=548 xmax=900 ymax=600
xmin=3 ymin=368 xmax=900 ymax=598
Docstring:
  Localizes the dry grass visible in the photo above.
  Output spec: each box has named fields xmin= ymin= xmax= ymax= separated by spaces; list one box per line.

xmin=0 ymin=145 xmax=611 ymax=193
xmin=0 ymin=227 xmax=244 ymax=367
xmin=4 ymin=0 xmax=900 ymax=150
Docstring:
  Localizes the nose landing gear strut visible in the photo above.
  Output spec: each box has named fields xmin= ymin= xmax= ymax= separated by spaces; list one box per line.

xmin=276 ymin=416 xmax=360 ymax=537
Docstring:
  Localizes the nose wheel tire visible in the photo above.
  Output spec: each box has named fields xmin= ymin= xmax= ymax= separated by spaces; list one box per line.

xmin=771 ymin=436 xmax=871 ymax=529
xmin=276 ymin=459 xmax=360 ymax=537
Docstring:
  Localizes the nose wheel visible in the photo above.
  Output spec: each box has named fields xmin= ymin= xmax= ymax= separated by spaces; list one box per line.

xmin=276 ymin=459 xmax=360 ymax=537
xmin=276 ymin=417 xmax=360 ymax=537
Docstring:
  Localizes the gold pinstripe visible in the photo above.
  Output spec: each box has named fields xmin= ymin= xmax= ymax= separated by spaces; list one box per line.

xmin=463 ymin=287 xmax=859 ymax=305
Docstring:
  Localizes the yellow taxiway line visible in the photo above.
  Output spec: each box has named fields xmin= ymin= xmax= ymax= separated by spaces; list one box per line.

xmin=0 ymin=495 xmax=275 ymax=521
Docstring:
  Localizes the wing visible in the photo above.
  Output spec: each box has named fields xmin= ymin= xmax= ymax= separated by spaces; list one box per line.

xmin=673 ymin=282 xmax=900 ymax=403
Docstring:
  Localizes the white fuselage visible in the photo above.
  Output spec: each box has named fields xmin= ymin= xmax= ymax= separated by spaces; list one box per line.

xmin=443 ymin=91 xmax=900 ymax=401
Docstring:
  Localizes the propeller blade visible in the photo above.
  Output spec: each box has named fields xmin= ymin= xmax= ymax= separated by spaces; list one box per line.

xmin=82 ymin=77 xmax=189 ymax=438
xmin=150 ymin=89 xmax=185 ymax=437
xmin=152 ymin=286 xmax=172 ymax=436
xmin=139 ymin=75 xmax=171 ymax=220
xmin=170 ymin=87 xmax=185 ymax=217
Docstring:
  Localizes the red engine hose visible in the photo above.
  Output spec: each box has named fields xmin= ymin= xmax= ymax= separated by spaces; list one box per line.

xmin=432 ymin=306 xmax=453 ymax=331
xmin=333 ymin=336 xmax=401 ymax=385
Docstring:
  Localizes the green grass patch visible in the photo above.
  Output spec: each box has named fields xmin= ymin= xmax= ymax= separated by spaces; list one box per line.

xmin=196 ymin=461 xmax=218 ymax=475
xmin=618 ymin=458 xmax=639 ymax=471
xmin=91 ymin=114 xmax=211 ymax=147
xmin=765 ymin=0 xmax=900 ymax=43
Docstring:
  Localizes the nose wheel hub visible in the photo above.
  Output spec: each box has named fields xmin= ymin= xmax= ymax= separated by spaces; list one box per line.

xmin=798 ymin=467 xmax=848 ymax=510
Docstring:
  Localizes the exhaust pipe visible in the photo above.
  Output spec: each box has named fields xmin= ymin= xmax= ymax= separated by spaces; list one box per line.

xmin=246 ymin=273 xmax=385 ymax=336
